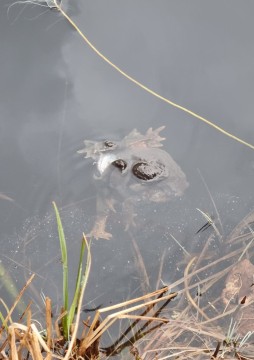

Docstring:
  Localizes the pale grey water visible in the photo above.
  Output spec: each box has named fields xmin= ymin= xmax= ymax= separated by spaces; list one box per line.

xmin=0 ymin=0 xmax=254 ymax=343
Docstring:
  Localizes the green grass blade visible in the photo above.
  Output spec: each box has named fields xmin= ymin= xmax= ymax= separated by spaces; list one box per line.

xmin=52 ymin=201 xmax=69 ymax=338
xmin=0 ymin=299 xmax=11 ymax=330
xmin=63 ymin=234 xmax=92 ymax=360
xmin=68 ymin=237 xmax=86 ymax=329
xmin=0 ymin=263 xmax=21 ymax=305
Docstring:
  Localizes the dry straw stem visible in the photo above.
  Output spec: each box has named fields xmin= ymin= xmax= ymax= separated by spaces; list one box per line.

xmin=54 ymin=310 xmax=67 ymax=339
xmin=183 ymin=257 xmax=210 ymax=321
xmin=7 ymin=323 xmax=51 ymax=356
xmin=82 ymin=286 xmax=176 ymax=352
xmin=143 ymin=347 xmax=215 ymax=359
xmin=45 ymin=297 xmax=52 ymax=349
xmin=53 ymin=0 xmax=254 ymax=151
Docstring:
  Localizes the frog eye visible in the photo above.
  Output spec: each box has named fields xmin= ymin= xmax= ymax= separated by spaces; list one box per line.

xmin=132 ymin=161 xmax=166 ymax=181
xmin=104 ymin=141 xmax=116 ymax=148
xmin=132 ymin=161 xmax=156 ymax=180
xmin=111 ymin=159 xmax=127 ymax=172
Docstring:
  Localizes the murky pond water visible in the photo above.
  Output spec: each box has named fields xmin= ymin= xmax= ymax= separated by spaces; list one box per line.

xmin=1 ymin=0 xmax=254 ymax=356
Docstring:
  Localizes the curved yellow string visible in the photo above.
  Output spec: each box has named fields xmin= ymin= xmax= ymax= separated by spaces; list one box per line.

xmin=54 ymin=1 xmax=254 ymax=151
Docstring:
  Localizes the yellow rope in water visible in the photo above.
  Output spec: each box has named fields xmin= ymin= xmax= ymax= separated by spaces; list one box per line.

xmin=54 ymin=1 xmax=254 ymax=151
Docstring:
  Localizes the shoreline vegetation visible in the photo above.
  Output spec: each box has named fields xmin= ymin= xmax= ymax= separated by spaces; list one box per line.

xmin=0 ymin=203 xmax=175 ymax=359
xmin=1 ymin=205 xmax=254 ymax=359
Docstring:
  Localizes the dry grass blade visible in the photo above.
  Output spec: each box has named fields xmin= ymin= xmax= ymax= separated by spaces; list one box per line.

xmin=31 ymin=324 xmax=51 ymax=353
xmin=183 ymin=257 xmax=210 ymax=321
xmin=8 ymin=323 xmax=51 ymax=353
xmin=100 ymin=286 xmax=172 ymax=313
xmin=3 ymin=322 xmax=52 ymax=360
xmin=117 ymin=314 xmax=168 ymax=322
xmin=30 ymin=330 xmax=44 ymax=360
xmin=84 ymin=288 xmax=176 ymax=350
xmin=8 ymin=326 xmax=18 ymax=360
xmin=45 ymin=298 xmax=52 ymax=349
xmin=131 ymin=235 xmax=150 ymax=295
xmin=54 ymin=310 xmax=67 ymax=340
xmin=101 ymin=288 xmax=171 ymax=356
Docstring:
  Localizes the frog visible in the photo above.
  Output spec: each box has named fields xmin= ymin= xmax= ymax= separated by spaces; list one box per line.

xmin=78 ymin=126 xmax=189 ymax=240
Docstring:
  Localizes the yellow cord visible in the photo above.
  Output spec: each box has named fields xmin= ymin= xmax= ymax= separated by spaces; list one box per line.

xmin=54 ymin=1 xmax=254 ymax=151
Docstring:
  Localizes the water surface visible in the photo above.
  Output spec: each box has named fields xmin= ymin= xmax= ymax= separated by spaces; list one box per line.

xmin=0 ymin=0 xmax=254 ymax=350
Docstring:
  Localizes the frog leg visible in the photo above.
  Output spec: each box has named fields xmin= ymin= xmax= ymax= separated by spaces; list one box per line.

xmin=122 ymin=199 xmax=137 ymax=231
xmin=105 ymin=197 xmax=117 ymax=213
xmin=87 ymin=195 xmax=113 ymax=240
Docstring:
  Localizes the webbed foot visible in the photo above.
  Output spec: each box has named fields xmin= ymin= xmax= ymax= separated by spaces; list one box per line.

xmin=87 ymin=216 xmax=112 ymax=240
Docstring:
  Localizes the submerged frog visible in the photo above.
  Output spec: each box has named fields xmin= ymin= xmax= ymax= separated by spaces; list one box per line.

xmin=78 ymin=126 xmax=189 ymax=240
